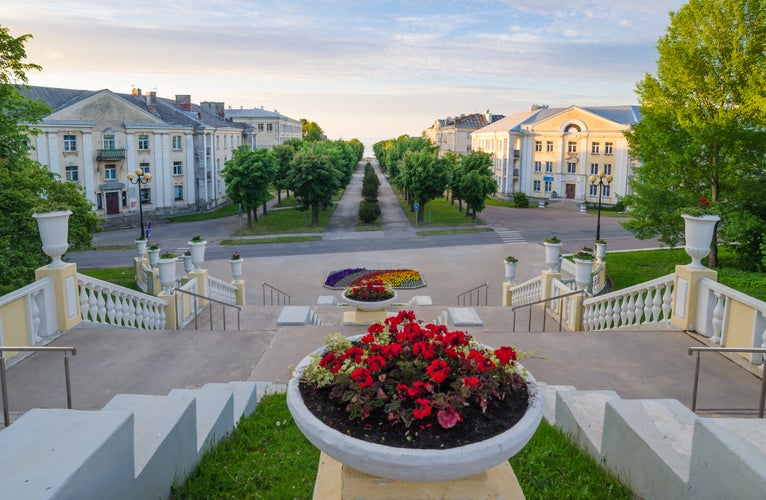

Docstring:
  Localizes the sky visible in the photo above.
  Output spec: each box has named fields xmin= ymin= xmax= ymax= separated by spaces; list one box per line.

xmin=6 ymin=0 xmax=687 ymax=151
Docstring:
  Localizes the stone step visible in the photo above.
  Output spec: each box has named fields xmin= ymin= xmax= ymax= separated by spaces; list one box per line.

xmin=168 ymin=388 xmax=234 ymax=457
xmin=556 ymin=389 xmax=621 ymax=458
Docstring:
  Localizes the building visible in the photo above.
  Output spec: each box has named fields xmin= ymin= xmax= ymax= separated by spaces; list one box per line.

xmin=19 ymin=86 xmax=256 ymax=219
xmin=224 ymin=106 xmax=302 ymax=148
xmin=472 ymin=105 xmax=641 ymax=205
xmin=423 ymin=111 xmax=504 ymax=155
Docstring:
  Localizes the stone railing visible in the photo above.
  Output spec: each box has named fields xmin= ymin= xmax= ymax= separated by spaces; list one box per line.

xmin=509 ymin=276 xmax=542 ymax=307
xmin=136 ymin=260 xmax=154 ymax=295
xmin=208 ymin=276 xmax=237 ymax=305
xmin=175 ymin=277 xmax=199 ymax=329
xmin=582 ymin=274 xmax=674 ymax=331
xmin=0 ymin=277 xmax=59 ymax=364
xmin=695 ymin=278 xmax=766 ymax=367
xmin=548 ymin=278 xmax=584 ymax=330
xmin=77 ymin=274 xmax=167 ymax=330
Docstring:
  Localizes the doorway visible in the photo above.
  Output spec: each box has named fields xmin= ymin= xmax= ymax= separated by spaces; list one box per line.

xmin=105 ymin=192 xmax=120 ymax=215
xmin=565 ymin=183 xmax=575 ymax=199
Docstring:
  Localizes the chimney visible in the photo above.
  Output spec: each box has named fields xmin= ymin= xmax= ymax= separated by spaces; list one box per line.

xmin=132 ymin=87 xmax=141 ymax=96
xmin=146 ymin=91 xmax=157 ymax=112
xmin=175 ymin=94 xmax=192 ymax=111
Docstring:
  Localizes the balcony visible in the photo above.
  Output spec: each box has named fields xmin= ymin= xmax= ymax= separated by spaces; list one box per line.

xmin=513 ymin=150 xmax=520 ymax=158
xmin=97 ymin=149 xmax=126 ymax=160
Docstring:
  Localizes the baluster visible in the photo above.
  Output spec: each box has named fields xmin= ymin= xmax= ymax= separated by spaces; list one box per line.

xmin=651 ymin=286 xmax=662 ymax=322
xmin=88 ymin=287 xmax=99 ymax=322
xmin=585 ymin=305 xmax=594 ymax=331
xmin=635 ymin=293 xmax=645 ymax=324
xmin=711 ymin=293 xmax=724 ymax=344
xmin=595 ymin=302 xmax=605 ymax=330
xmin=626 ymin=295 xmax=635 ymax=326
xmin=127 ymin=299 xmax=136 ymax=328
xmin=106 ymin=293 xmax=115 ymax=324
xmin=661 ymin=284 xmax=672 ymax=321
xmin=620 ymin=297 xmax=629 ymax=327
xmin=603 ymin=301 xmax=613 ymax=329
xmin=643 ymin=289 xmax=654 ymax=323
xmin=135 ymin=301 xmax=145 ymax=329
xmin=158 ymin=305 xmax=166 ymax=330
xmin=30 ymin=290 xmax=42 ymax=343
xmin=96 ymin=287 xmax=106 ymax=323
xmin=79 ymin=284 xmax=89 ymax=321
xmin=612 ymin=299 xmax=621 ymax=329
xmin=114 ymin=293 xmax=124 ymax=326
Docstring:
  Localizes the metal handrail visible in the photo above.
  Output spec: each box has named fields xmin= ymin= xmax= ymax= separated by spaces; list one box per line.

xmin=688 ymin=346 xmax=766 ymax=418
xmin=262 ymin=282 xmax=291 ymax=306
xmin=0 ymin=346 xmax=77 ymax=427
xmin=457 ymin=283 xmax=489 ymax=306
xmin=172 ymin=287 xmax=241 ymax=331
xmin=511 ymin=289 xmax=586 ymax=332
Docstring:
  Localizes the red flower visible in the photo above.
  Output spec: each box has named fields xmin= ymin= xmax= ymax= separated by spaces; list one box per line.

xmin=495 ymin=346 xmax=517 ymax=366
xmin=364 ymin=354 xmax=386 ymax=372
xmin=350 ymin=368 xmax=373 ymax=388
xmin=413 ymin=398 xmax=432 ymax=419
xmin=426 ymin=359 xmax=450 ymax=383
xmin=463 ymin=376 xmax=479 ymax=387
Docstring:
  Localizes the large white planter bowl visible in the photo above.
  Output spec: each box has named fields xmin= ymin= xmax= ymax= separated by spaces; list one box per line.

xmin=682 ymin=214 xmax=720 ymax=269
xmin=287 ymin=341 xmax=543 ymax=482
xmin=343 ymin=290 xmax=398 ymax=311
xmin=33 ymin=210 xmax=72 ymax=267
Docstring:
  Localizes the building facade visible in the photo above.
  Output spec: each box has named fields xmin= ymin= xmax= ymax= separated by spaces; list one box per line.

xmin=224 ymin=106 xmax=302 ymax=148
xmin=423 ymin=111 xmax=504 ymax=155
xmin=472 ymin=105 xmax=641 ymax=206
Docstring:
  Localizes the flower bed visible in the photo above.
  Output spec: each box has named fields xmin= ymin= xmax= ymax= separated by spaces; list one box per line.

xmin=324 ymin=268 xmax=425 ymax=289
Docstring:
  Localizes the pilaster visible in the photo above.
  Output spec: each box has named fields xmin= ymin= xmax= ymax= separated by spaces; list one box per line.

xmin=671 ymin=265 xmax=718 ymax=331
xmin=34 ymin=263 xmax=81 ymax=331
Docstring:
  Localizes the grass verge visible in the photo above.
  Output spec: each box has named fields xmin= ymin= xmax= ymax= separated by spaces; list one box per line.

xmin=77 ymin=266 xmax=139 ymax=291
xmin=416 ymin=228 xmax=494 ymax=236
xmin=165 ymin=203 xmax=240 ymax=223
xmin=173 ymin=393 xmax=631 ymax=499
xmin=237 ymin=205 xmax=336 ymax=235
xmin=397 ymin=195 xmax=485 ymax=226
xmin=220 ymin=236 xmax=322 ymax=245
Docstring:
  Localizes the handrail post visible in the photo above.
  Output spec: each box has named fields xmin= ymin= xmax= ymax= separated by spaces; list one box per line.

xmin=64 ymin=352 xmax=73 ymax=409
xmin=559 ymin=295 xmax=564 ymax=331
xmin=223 ymin=305 xmax=227 ymax=331
xmin=691 ymin=350 xmax=700 ymax=413
xmin=1 ymin=356 xmax=9 ymax=427
xmin=759 ymin=369 xmax=766 ymax=418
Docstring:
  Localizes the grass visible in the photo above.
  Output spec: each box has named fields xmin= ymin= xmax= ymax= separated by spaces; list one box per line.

xmin=237 ymin=205 xmax=336 ymax=235
xmin=397 ymin=195 xmax=485 ymax=226
xmin=85 ymin=245 xmax=134 ymax=251
xmin=416 ymin=228 xmax=494 ymax=236
xmin=220 ymin=235 xmax=322 ymax=245
xmin=77 ymin=266 xmax=139 ymax=291
xmin=173 ymin=393 xmax=631 ymax=499
xmin=165 ymin=203 xmax=240 ymax=223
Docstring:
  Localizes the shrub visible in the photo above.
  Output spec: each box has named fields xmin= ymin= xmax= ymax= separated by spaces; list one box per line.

xmin=358 ymin=200 xmax=381 ymax=223
xmin=513 ymin=191 xmax=530 ymax=208
xmin=361 ymin=180 xmax=378 ymax=201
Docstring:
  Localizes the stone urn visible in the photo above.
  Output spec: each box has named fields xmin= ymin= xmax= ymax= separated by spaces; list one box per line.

xmin=595 ymin=241 xmax=607 ymax=262
xmin=182 ymin=253 xmax=193 ymax=273
xmin=188 ymin=239 xmax=207 ymax=271
xmin=230 ymin=257 xmax=244 ymax=282
xmin=135 ymin=238 xmax=148 ymax=258
xmin=33 ymin=210 xmax=72 ymax=268
xmin=157 ymin=255 xmax=178 ymax=293
xmin=343 ymin=290 xmax=398 ymax=311
xmin=682 ymin=214 xmax=720 ymax=269
xmin=286 ymin=340 xmax=543 ymax=482
xmin=543 ymin=241 xmax=562 ymax=272
xmin=147 ymin=246 xmax=161 ymax=269
xmin=503 ymin=259 xmax=517 ymax=284
xmin=573 ymin=256 xmax=595 ymax=290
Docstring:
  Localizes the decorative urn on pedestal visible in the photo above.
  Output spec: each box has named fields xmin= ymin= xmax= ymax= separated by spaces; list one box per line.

xmin=187 ymin=235 xmax=207 ymax=271
xmin=230 ymin=252 xmax=244 ymax=282
xmin=682 ymin=214 xmax=720 ymax=269
xmin=32 ymin=209 xmax=72 ymax=268
xmin=573 ymin=248 xmax=596 ymax=290
xmin=543 ymin=236 xmax=562 ymax=272
xmin=135 ymin=238 xmax=148 ymax=258
xmin=156 ymin=253 xmax=178 ymax=293
xmin=503 ymin=256 xmax=518 ymax=284
xmin=147 ymin=245 xmax=161 ymax=269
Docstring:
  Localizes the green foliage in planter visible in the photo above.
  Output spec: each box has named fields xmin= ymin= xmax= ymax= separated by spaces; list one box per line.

xmin=512 ymin=191 xmax=530 ymax=208
xmin=358 ymin=200 xmax=381 ymax=223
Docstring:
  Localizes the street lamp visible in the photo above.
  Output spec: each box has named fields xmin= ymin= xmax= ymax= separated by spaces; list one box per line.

xmin=127 ymin=168 xmax=152 ymax=240
xmin=588 ymin=171 xmax=613 ymax=241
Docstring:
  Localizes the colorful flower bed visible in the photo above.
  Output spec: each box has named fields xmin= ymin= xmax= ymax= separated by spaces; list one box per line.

xmin=324 ymin=268 xmax=425 ymax=289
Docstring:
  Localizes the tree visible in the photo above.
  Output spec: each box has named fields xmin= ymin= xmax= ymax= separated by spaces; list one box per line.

xmin=399 ymin=149 xmax=449 ymax=223
xmin=221 ymin=147 xmax=276 ymax=226
xmin=300 ymin=119 xmax=324 ymax=142
xmin=287 ymin=144 xmax=340 ymax=226
xmin=441 ymin=151 xmax=461 ymax=207
xmin=458 ymin=152 xmax=496 ymax=221
xmin=272 ymin=141 xmax=300 ymax=203
xmin=0 ymin=25 xmax=99 ymax=289
xmin=623 ymin=0 xmax=766 ymax=267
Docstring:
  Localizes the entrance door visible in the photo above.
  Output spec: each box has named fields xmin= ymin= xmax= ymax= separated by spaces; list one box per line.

xmin=105 ymin=192 xmax=120 ymax=215
xmin=565 ymin=183 xmax=575 ymax=199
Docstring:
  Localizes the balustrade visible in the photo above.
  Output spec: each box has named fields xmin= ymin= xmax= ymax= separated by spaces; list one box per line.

xmin=77 ymin=274 xmax=166 ymax=330
xmin=582 ymin=274 xmax=674 ymax=331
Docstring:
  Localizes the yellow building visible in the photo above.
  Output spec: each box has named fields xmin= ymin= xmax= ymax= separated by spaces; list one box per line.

xmin=423 ymin=111 xmax=504 ymax=155
xmin=472 ymin=105 xmax=640 ymax=204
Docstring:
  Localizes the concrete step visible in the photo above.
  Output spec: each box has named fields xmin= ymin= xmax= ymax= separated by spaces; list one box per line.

xmin=168 ymin=388 xmax=234 ymax=457
xmin=556 ymin=389 xmax=621 ymax=458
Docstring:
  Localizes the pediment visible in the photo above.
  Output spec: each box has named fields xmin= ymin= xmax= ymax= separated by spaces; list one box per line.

xmin=47 ymin=90 xmax=165 ymax=125
xmin=530 ymin=107 xmax=627 ymax=133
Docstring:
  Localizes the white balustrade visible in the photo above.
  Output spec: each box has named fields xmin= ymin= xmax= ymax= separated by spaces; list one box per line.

xmin=207 ymin=276 xmax=237 ymax=305
xmin=0 ymin=277 xmax=58 ymax=346
xmin=175 ymin=278 xmax=199 ymax=329
xmin=583 ymin=274 xmax=675 ymax=331
xmin=508 ymin=276 xmax=543 ymax=307
xmin=77 ymin=274 xmax=166 ymax=330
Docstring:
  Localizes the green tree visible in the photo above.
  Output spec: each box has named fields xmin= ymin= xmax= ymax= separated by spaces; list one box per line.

xmin=441 ymin=151 xmax=462 ymax=208
xmin=458 ymin=152 xmax=496 ymax=221
xmin=272 ymin=141 xmax=301 ymax=203
xmin=287 ymin=144 xmax=340 ymax=226
xmin=221 ymin=147 xmax=277 ymax=226
xmin=400 ymin=149 xmax=449 ymax=224
xmin=623 ymin=0 xmax=766 ymax=267
xmin=300 ymin=119 xmax=324 ymax=142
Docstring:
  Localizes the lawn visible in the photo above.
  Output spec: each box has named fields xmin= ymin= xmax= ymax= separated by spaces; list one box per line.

xmin=165 ymin=203 xmax=240 ymax=223
xmin=238 ymin=204 xmax=336 ymax=235
xmin=397 ymin=195 xmax=485 ymax=226
xmin=77 ymin=266 xmax=139 ymax=291
xmin=173 ymin=393 xmax=631 ymax=499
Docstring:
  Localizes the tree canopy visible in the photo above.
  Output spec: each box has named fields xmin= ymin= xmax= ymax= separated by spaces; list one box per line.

xmin=399 ymin=149 xmax=450 ymax=223
xmin=623 ymin=0 xmax=766 ymax=268
xmin=300 ymin=119 xmax=324 ymax=142
xmin=458 ymin=151 xmax=496 ymax=221
xmin=287 ymin=143 xmax=341 ymax=226
xmin=222 ymin=147 xmax=277 ymax=226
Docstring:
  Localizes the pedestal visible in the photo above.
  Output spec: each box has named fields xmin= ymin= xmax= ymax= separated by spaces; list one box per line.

xmin=313 ymin=453 xmax=525 ymax=500
xmin=35 ymin=262 xmax=81 ymax=331
xmin=343 ymin=308 xmax=389 ymax=325
xmin=671 ymin=265 xmax=718 ymax=331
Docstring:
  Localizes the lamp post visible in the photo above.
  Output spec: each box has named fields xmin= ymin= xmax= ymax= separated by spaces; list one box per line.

xmin=588 ymin=171 xmax=613 ymax=241
xmin=127 ymin=168 xmax=152 ymax=240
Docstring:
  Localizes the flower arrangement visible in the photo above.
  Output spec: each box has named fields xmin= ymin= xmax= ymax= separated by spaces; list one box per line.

xmin=148 ymin=243 xmax=160 ymax=250
xmin=325 ymin=268 xmax=424 ymax=289
xmin=544 ymin=235 xmax=561 ymax=244
xmin=595 ymin=239 xmax=606 ymax=245
xmin=159 ymin=252 xmax=177 ymax=259
xmin=683 ymin=197 xmax=715 ymax=217
xmin=231 ymin=251 xmax=241 ymax=260
xmin=572 ymin=247 xmax=595 ymax=260
xmin=504 ymin=256 xmax=518 ymax=263
xmin=190 ymin=234 xmax=204 ymax=242
xmin=300 ymin=311 xmax=529 ymax=434
xmin=344 ymin=279 xmax=395 ymax=302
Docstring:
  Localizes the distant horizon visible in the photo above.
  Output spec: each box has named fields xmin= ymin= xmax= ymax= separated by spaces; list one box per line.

xmin=6 ymin=0 xmax=686 ymax=146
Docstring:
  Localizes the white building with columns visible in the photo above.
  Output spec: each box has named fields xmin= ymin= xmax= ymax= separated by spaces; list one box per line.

xmin=472 ymin=105 xmax=641 ymax=205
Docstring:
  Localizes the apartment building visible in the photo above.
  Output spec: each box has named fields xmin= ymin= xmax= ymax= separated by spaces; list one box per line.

xmin=472 ymin=105 xmax=641 ymax=205
xmin=423 ymin=111 xmax=504 ymax=155
xmin=225 ymin=106 xmax=302 ymax=148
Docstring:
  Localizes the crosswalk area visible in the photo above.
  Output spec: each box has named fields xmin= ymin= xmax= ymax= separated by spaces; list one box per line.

xmin=494 ymin=227 xmax=526 ymax=244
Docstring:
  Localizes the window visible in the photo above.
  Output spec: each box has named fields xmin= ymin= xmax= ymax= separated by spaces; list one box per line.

xmin=65 ymin=165 xmax=79 ymax=182
xmin=604 ymin=142 xmax=613 ymax=154
xmin=140 ymin=162 xmax=150 ymax=174
xmin=172 ymin=135 xmax=183 ymax=150
xmin=603 ymin=163 xmax=612 ymax=175
xmin=267 ymin=123 xmax=273 ymax=132
xmin=103 ymin=134 xmax=115 ymax=149
xmin=216 ymin=136 xmax=220 ymax=148
xmin=533 ymin=180 xmax=541 ymax=192
xmin=544 ymin=181 xmax=552 ymax=193
xmin=567 ymin=162 xmax=576 ymax=174
xmin=546 ymin=141 xmax=554 ymax=152
xmin=63 ymin=134 xmax=77 ymax=152
xmin=534 ymin=161 xmax=542 ymax=172
xmin=122 ymin=191 xmax=127 ymax=207
xmin=591 ymin=142 xmax=600 ymax=154
xmin=174 ymin=185 xmax=184 ymax=201
xmin=173 ymin=161 xmax=183 ymax=176
xmin=534 ymin=141 xmax=542 ymax=152
xmin=224 ymin=135 xmax=228 ymax=148
xmin=140 ymin=188 xmax=152 ymax=204
xmin=96 ymin=193 xmax=103 ymax=210
xmin=589 ymin=185 xmax=598 ymax=196
xmin=138 ymin=134 xmax=150 ymax=150
xmin=545 ymin=161 xmax=553 ymax=173
xmin=105 ymin=165 xmax=116 ymax=180
xmin=603 ymin=185 xmax=611 ymax=197
xmin=258 ymin=123 xmax=264 ymax=132
xmin=568 ymin=141 xmax=577 ymax=153
xmin=590 ymin=163 xmax=599 ymax=175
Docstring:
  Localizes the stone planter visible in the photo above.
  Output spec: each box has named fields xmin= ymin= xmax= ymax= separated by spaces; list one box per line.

xmin=230 ymin=258 xmax=244 ymax=282
xmin=682 ymin=214 xmax=720 ymax=269
xmin=157 ymin=256 xmax=178 ymax=293
xmin=287 ymin=341 xmax=543 ymax=482
xmin=343 ymin=290 xmax=398 ymax=311
xmin=135 ymin=239 xmax=148 ymax=258
xmin=147 ymin=247 xmax=161 ymax=269
xmin=595 ymin=242 xmax=607 ymax=262
xmin=33 ymin=210 xmax=72 ymax=268
xmin=543 ymin=241 xmax=562 ymax=272
xmin=182 ymin=254 xmax=193 ymax=273
xmin=579 ymin=204 xmax=588 ymax=213
xmin=504 ymin=260 xmax=517 ymax=284
xmin=574 ymin=258 xmax=595 ymax=290
xmin=188 ymin=240 xmax=207 ymax=271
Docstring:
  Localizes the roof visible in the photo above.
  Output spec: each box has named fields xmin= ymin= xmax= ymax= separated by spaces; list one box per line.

xmin=473 ymin=109 xmax=544 ymax=134
xmin=225 ymin=107 xmax=296 ymax=121
xmin=428 ymin=112 xmax=505 ymax=131
xmin=473 ymin=105 xmax=642 ymax=135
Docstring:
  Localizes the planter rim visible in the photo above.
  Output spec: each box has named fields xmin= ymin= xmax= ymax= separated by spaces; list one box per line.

xmin=32 ymin=209 xmax=72 ymax=218
xmin=682 ymin=214 xmax=720 ymax=221
xmin=343 ymin=290 xmax=398 ymax=311
xmin=287 ymin=336 xmax=543 ymax=482
xmin=543 ymin=241 xmax=562 ymax=246
xmin=188 ymin=240 xmax=207 ymax=245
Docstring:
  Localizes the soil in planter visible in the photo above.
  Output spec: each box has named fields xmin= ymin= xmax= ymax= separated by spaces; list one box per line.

xmin=298 ymin=382 xmax=529 ymax=449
